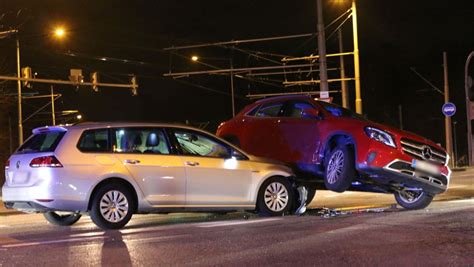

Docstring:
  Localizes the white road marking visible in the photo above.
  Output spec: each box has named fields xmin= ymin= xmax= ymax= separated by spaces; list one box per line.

xmin=197 ymin=218 xmax=281 ymax=228
xmin=0 ymin=225 xmax=9 ymax=228
xmin=1 ymin=236 xmax=107 ymax=249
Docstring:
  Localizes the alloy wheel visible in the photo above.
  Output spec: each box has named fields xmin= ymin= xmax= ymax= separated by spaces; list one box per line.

xmin=327 ymin=150 xmax=344 ymax=184
xmin=264 ymin=182 xmax=289 ymax=212
xmin=398 ymin=189 xmax=424 ymax=204
xmin=100 ymin=190 xmax=129 ymax=223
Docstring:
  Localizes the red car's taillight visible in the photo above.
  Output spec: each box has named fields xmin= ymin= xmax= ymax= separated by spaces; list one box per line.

xmin=5 ymin=159 xmax=10 ymax=170
xmin=30 ymin=156 xmax=63 ymax=168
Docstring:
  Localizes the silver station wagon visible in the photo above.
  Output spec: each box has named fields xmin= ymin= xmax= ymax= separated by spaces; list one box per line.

xmin=3 ymin=122 xmax=296 ymax=229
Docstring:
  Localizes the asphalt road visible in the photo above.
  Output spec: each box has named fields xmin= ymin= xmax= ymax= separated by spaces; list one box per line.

xmin=0 ymin=169 xmax=473 ymax=266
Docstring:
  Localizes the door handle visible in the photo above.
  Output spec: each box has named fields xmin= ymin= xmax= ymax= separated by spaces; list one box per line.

xmin=185 ymin=161 xmax=200 ymax=167
xmin=124 ymin=159 xmax=141 ymax=164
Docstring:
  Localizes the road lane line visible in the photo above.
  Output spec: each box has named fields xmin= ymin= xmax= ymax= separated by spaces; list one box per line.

xmin=1 ymin=236 xmax=107 ymax=249
xmin=197 ymin=218 xmax=281 ymax=228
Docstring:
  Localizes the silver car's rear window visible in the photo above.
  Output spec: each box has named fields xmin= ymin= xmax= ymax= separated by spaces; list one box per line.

xmin=16 ymin=131 xmax=66 ymax=154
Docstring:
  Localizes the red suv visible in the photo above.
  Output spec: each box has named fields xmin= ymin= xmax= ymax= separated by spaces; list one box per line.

xmin=217 ymin=95 xmax=451 ymax=209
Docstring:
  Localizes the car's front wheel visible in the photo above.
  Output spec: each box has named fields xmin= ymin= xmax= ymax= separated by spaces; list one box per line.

xmin=43 ymin=211 xmax=82 ymax=226
xmin=89 ymin=183 xmax=136 ymax=229
xmin=395 ymin=189 xmax=433 ymax=210
xmin=257 ymin=176 xmax=294 ymax=216
xmin=324 ymin=144 xmax=355 ymax=192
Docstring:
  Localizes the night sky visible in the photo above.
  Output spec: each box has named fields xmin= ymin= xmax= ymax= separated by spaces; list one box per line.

xmin=1 ymin=0 xmax=474 ymax=160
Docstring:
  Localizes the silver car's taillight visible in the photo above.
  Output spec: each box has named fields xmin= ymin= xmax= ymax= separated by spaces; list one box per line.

xmin=29 ymin=156 xmax=63 ymax=168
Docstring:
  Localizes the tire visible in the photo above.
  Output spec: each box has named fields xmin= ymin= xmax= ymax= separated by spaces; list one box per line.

xmin=324 ymin=144 xmax=355 ymax=192
xmin=43 ymin=211 xmax=82 ymax=226
xmin=306 ymin=188 xmax=316 ymax=205
xmin=394 ymin=189 xmax=433 ymax=210
xmin=291 ymin=187 xmax=316 ymax=214
xmin=257 ymin=176 xmax=294 ymax=216
xmin=89 ymin=183 xmax=136 ymax=229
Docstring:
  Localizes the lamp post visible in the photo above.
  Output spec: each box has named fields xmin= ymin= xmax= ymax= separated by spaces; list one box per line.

xmin=351 ymin=0 xmax=362 ymax=114
xmin=0 ymin=26 xmax=67 ymax=145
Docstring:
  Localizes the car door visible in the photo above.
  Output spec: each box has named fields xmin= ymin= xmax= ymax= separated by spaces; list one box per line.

xmin=170 ymin=128 xmax=254 ymax=207
xmin=241 ymin=101 xmax=285 ymax=159
xmin=277 ymin=100 xmax=322 ymax=171
xmin=111 ymin=127 xmax=187 ymax=206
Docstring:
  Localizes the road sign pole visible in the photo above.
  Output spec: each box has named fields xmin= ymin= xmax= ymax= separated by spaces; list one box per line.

xmin=443 ymin=52 xmax=453 ymax=166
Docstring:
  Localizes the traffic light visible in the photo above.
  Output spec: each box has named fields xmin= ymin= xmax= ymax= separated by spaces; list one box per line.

xmin=91 ymin=72 xmax=99 ymax=92
xmin=131 ymin=75 xmax=138 ymax=96
xmin=69 ymin=69 xmax=84 ymax=85
xmin=21 ymin=67 xmax=32 ymax=88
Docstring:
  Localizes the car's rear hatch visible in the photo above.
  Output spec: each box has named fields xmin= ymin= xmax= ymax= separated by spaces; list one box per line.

xmin=5 ymin=126 xmax=67 ymax=187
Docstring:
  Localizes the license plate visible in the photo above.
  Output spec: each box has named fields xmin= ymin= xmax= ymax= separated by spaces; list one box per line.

xmin=411 ymin=159 xmax=440 ymax=175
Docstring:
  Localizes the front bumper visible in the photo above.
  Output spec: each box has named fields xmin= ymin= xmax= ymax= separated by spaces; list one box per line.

xmin=358 ymin=159 xmax=450 ymax=195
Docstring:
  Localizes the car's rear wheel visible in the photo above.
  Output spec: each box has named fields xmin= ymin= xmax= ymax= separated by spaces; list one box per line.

xmin=257 ymin=176 xmax=293 ymax=216
xmin=43 ymin=211 xmax=82 ymax=226
xmin=89 ymin=183 xmax=135 ymax=229
xmin=324 ymin=144 xmax=355 ymax=192
xmin=395 ymin=189 xmax=433 ymax=210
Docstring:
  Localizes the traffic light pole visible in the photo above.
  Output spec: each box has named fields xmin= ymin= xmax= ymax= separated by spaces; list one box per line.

xmin=443 ymin=52 xmax=453 ymax=166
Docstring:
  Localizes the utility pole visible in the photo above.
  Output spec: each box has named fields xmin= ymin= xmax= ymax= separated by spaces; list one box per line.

xmin=352 ymin=0 xmax=362 ymax=114
xmin=51 ymin=86 xmax=56 ymax=126
xmin=230 ymin=57 xmax=235 ymax=116
xmin=338 ymin=29 xmax=348 ymax=108
xmin=16 ymin=37 xmax=23 ymax=145
xmin=316 ymin=0 xmax=329 ymax=96
xmin=443 ymin=52 xmax=453 ymax=165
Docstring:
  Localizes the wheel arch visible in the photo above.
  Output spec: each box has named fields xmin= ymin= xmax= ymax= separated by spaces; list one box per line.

xmin=87 ymin=177 xmax=139 ymax=212
xmin=322 ymin=132 xmax=358 ymax=167
xmin=253 ymin=172 xmax=295 ymax=205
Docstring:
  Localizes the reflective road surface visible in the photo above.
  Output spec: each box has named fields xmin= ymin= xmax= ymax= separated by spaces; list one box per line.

xmin=0 ymin=169 xmax=473 ymax=266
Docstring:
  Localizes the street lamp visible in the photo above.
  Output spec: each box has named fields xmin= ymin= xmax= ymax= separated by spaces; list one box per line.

xmin=0 ymin=26 xmax=67 ymax=145
xmin=54 ymin=27 xmax=66 ymax=39
xmin=76 ymin=114 xmax=82 ymax=120
xmin=191 ymin=55 xmax=199 ymax=62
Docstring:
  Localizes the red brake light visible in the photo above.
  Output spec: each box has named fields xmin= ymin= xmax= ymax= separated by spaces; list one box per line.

xmin=30 ymin=156 xmax=63 ymax=168
xmin=5 ymin=159 xmax=10 ymax=170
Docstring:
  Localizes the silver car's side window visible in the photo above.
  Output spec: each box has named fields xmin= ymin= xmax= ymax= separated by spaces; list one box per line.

xmin=113 ymin=128 xmax=170 ymax=154
xmin=174 ymin=130 xmax=230 ymax=158
xmin=77 ymin=129 xmax=110 ymax=152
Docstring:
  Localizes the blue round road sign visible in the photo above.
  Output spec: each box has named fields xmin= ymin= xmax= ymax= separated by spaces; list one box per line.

xmin=442 ymin=102 xmax=456 ymax=117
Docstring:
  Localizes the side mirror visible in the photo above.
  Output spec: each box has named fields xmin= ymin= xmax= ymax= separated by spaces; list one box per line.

xmin=229 ymin=149 xmax=247 ymax=160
